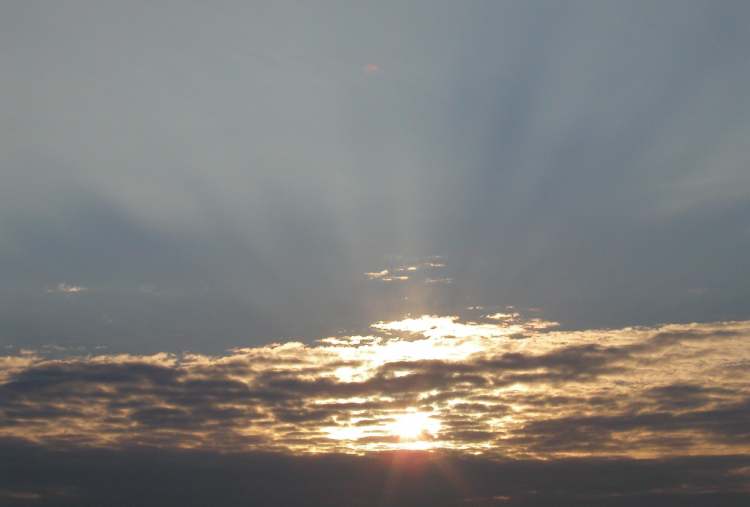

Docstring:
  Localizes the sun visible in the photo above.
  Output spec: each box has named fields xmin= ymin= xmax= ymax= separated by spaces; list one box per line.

xmin=390 ymin=411 xmax=440 ymax=442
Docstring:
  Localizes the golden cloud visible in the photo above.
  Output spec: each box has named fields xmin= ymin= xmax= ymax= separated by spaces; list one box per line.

xmin=1 ymin=314 xmax=749 ymax=458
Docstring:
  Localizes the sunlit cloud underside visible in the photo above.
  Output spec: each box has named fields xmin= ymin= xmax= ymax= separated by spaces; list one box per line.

xmin=1 ymin=313 xmax=749 ymax=458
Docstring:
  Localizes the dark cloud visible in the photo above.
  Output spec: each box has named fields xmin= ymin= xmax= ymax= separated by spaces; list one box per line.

xmin=645 ymin=384 xmax=735 ymax=411
xmin=516 ymin=398 xmax=750 ymax=453
xmin=1 ymin=439 xmax=749 ymax=506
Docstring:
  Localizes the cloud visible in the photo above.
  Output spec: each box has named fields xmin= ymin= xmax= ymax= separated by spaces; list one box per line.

xmin=365 ymin=270 xmax=390 ymax=280
xmin=424 ymin=277 xmax=452 ymax=285
xmin=364 ymin=268 xmax=409 ymax=282
xmin=513 ymin=398 xmax=750 ymax=454
xmin=485 ymin=312 xmax=520 ymax=321
xmin=1 ymin=439 xmax=749 ymax=506
xmin=365 ymin=257 xmax=449 ymax=284
xmin=46 ymin=283 xmax=88 ymax=294
xmin=0 ymin=313 xmax=748 ymax=458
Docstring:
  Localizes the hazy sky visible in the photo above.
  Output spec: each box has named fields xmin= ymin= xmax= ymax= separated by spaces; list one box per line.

xmin=3 ymin=2 xmax=750 ymax=504
xmin=3 ymin=0 xmax=749 ymax=352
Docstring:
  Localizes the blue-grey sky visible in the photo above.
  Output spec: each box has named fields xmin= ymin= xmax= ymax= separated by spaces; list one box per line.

xmin=2 ymin=0 xmax=749 ymax=353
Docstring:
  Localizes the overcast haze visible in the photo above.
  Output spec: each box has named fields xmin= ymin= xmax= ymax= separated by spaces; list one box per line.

xmin=2 ymin=1 xmax=750 ymax=505
xmin=3 ymin=0 xmax=749 ymax=352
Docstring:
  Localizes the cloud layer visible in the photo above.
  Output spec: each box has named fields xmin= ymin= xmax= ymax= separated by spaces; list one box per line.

xmin=2 ymin=313 xmax=748 ymax=458
xmin=2 ymin=440 xmax=750 ymax=506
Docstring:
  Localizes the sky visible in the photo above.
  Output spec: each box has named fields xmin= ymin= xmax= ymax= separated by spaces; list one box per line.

xmin=1 ymin=1 xmax=750 ymax=505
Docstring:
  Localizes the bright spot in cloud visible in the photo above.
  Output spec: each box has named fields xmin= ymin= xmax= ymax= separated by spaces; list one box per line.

xmin=485 ymin=312 xmax=520 ymax=321
xmin=365 ymin=269 xmax=409 ymax=282
xmin=363 ymin=63 xmax=380 ymax=74
xmin=365 ymin=269 xmax=389 ymax=280
xmin=382 ymin=275 xmax=409 ymax=282
xmin=47 ymin=283 xmax=88 ymax=294
xmin=373 ymin=314 xmax=529 ymax=340
xmin=326 ymin=425 xmax=365 ymax=442
xmin=390 ymin=411 xmax=440 ymax=441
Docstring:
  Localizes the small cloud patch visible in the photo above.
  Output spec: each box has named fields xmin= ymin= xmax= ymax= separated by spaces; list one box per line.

xmin=47 ymin=283 xmax=88 ymax=294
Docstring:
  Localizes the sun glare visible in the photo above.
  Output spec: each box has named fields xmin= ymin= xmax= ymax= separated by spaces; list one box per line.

xmin=390 ymin=411 xmax=440 ymax=442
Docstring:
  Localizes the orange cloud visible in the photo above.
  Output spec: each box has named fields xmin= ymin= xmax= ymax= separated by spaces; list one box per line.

xmin=1 ymin=313 xmax=749 ymax=458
